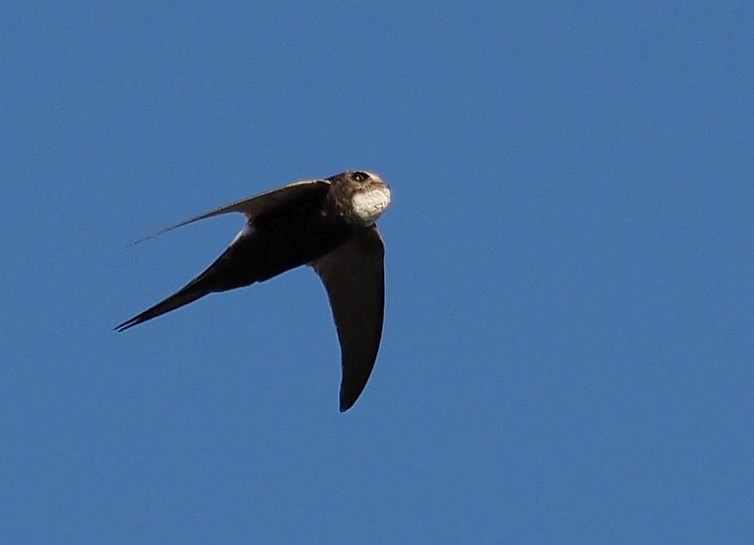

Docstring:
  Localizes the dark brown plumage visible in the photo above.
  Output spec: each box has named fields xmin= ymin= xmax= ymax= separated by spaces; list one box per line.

xmin=117 ymin=171 xmax=391 ymax=412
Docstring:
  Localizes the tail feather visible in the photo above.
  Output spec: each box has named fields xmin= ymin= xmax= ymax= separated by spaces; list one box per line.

xmin=117 ymin=221 xmax=278 ymax=332
xmin=115 ymin=278 xmax=213 ymax=332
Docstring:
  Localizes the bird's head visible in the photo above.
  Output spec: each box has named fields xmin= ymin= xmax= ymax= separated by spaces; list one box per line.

xmin=327 ymin=170 xmax=392 ymax=226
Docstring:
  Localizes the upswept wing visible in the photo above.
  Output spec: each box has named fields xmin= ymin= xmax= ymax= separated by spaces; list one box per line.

xmin=130 ymin=180 xmax=330 ymax=244
xmin=312 ymin=226 xmax=385 ymax=412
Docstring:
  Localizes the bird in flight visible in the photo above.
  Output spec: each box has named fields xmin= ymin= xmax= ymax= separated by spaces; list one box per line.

xmin=117 ymin=170 xmax=391 ymax=412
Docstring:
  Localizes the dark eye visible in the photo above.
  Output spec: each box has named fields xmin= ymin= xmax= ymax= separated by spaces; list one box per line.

xmin=351 ymin=171 xmax=368 ymax=182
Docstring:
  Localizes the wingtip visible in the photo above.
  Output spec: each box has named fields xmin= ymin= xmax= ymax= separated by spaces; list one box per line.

xmin=339 ymin=393 xmax=357 ymax=413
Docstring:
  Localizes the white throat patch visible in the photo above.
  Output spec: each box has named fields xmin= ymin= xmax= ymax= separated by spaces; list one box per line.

xmin=351 ymin=186 xmax=392 ymax=225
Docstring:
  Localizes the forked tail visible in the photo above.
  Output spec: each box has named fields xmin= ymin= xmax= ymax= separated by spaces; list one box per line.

xmin=115 ymin=276 xmax=214 ymax=332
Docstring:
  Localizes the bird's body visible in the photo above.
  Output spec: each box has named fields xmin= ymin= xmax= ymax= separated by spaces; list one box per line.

xmin=117 ymin=171 xmax=391 ymax=411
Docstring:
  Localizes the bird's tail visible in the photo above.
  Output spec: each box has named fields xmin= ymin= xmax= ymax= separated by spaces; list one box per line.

xmin=115 ymin=275 xmax=215 ymax=332
xmin=116 ymin=230 xmax=264 ymax=332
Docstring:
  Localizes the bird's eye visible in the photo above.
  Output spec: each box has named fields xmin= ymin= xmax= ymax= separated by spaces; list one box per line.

xmin=351 ymin=171 xmax=368 ymax=182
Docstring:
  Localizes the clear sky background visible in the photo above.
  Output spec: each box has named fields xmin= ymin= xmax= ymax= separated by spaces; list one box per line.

xmin=2 ymin=2 xmax=753 ymax=543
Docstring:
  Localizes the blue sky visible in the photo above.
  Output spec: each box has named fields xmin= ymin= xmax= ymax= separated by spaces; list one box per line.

xmin=2 ymin=1 xmax=753 ymax=543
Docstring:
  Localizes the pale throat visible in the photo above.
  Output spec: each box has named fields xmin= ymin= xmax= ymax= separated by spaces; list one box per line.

xmin=351 ymin=186 xmax=392 ymax=225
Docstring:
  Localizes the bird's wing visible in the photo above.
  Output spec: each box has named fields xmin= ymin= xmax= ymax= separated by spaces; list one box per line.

xmin=130 ymin=180 xmax=330 ymax=244
xmin=312 ymin=226 xmax=385 ymax=412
